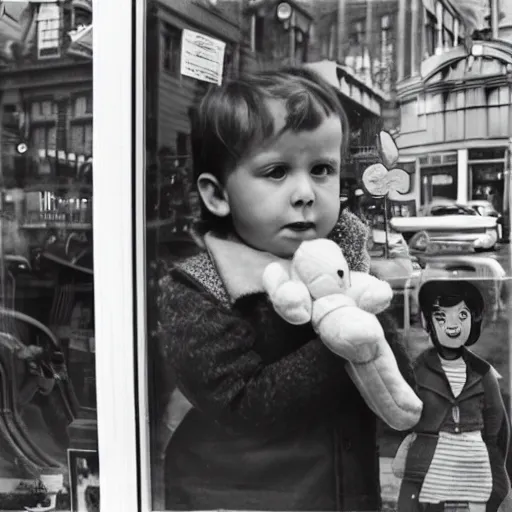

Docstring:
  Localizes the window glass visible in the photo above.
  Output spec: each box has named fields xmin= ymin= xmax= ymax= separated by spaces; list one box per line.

xmin=0 ymin=3 xmax=98 ymax=511
xmin=142 ymin=2 xmax=512 ymax=512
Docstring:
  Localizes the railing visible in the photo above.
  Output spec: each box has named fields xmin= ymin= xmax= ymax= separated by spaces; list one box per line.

xmin=24 ymin=209 xmax=92 ymax=226
xmin=350 ymin=145 xmax=379 ymax=157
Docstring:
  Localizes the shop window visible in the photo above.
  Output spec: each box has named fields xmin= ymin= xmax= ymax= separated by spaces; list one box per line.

xmin=161 ymin=24 xmax=181 ymax=75
xmin=37 ymin=3 xmax=61 ymax=59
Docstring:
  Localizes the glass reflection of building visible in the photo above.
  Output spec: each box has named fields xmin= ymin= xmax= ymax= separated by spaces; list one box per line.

xmin=0 ymin=1 xmax=95 ymax=506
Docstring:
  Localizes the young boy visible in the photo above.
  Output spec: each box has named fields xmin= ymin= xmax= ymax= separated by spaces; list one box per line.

xmin=154 ymin=67 xmax=412 ymax=511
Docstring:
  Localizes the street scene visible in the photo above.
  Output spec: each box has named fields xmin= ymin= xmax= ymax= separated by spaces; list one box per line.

xmin=0 ymin=0 xmax=509 ymax=511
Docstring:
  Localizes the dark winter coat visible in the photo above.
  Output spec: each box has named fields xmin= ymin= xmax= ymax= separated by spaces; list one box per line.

xmin=398 ymin=347 xmax=511 ymax=512
xmin=152 ymin=210 xmax=414 ymax=511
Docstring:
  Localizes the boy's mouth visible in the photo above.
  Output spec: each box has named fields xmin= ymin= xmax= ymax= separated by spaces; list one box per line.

xmin=284 ymin=222 xmax=315 ymax=232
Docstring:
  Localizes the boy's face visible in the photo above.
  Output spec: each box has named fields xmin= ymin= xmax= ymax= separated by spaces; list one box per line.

xmin=431 ymin=301 xmax=471 ymax=349
xmin=218 ymin=100 xmax=342 ymax=258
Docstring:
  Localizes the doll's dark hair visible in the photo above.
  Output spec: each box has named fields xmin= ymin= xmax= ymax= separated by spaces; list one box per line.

xmin=418 ymin=279 xmax=484 ymax=347
xmin=190 ymin=66 xmax=350 ymax=234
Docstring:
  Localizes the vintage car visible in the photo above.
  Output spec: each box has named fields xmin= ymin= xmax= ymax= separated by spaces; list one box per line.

xmin=467 ymin=199 xmax=504 ymax=240
xmin=390 ymin=214 xmax=500 ymax=255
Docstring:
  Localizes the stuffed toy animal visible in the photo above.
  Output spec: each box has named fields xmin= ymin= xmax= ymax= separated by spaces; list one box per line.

xmin=262 ymin=239 xmax=423 ymax=431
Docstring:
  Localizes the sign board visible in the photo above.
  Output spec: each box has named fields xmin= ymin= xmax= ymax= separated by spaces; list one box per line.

xmin=180 ymin=29 xmax=226 ymax=85
xmin=431 ymin=174 xmax=453 ymax=185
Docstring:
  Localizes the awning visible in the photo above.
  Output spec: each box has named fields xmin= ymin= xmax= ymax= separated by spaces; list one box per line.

xmin=305 ymin=60 xmax=388 ymax=117
xmin=67 ymin=24 xmax=92 ymax=59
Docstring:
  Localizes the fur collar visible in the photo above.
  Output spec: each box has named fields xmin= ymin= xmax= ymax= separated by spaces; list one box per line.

xmin=203 ymin=232 xmax=291 ymax=302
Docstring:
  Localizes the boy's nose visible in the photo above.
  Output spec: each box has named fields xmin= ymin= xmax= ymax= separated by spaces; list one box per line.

xmin=291 ymin=176 xmax=315 ymax=207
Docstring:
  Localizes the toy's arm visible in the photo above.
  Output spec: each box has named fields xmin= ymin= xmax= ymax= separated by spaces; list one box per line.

xmin=312 ymin=296 xmax=422 ymax=431
xmin=346 ymin=271 xmax=393 ymax=315
xmin=262 ymin=262 xmax=312 ymax=325
xmin=344 ymin=342 xmax=422 ymax=431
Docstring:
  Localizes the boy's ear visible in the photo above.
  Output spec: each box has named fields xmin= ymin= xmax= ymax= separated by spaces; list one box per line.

xmin=197 ymin=173 xmax=230 ymax=217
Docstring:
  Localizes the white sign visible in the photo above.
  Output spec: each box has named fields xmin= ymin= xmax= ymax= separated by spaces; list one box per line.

xmin=432 ymin=174 xmax=453 ymax=185
xmin=181 ymin=29 xmax=226 ymax=85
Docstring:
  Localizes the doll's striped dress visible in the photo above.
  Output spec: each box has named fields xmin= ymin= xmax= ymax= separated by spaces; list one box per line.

xmin=419 ymin=356 xmax=492 ymax=504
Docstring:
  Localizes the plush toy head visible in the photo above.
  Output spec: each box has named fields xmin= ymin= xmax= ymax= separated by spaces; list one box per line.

xmin=291 ymin=239 xmax=351 ymax=299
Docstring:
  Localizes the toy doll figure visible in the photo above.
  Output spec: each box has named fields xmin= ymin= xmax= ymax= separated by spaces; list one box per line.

xmin=396 ymin=279 xmax=512 ymax=512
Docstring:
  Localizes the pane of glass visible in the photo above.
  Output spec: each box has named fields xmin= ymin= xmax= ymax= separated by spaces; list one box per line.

xmin=142 ymin=1 xmax=512 ymax=511
xmin=0 ymin=2 xmax=98 ymax=511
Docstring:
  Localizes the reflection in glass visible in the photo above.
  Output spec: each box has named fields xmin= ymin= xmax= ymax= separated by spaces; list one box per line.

xmin=142 ymin=1 xmax=512 ymax=511
xmin=0 ymin=2 xmax=97 ymax=510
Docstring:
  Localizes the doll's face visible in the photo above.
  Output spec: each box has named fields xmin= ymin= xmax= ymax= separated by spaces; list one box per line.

xmin=431 ymin=301 xmax=471 ymax=349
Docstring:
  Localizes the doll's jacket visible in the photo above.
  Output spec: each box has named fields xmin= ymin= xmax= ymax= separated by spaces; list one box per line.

xmin=403 ymin=347 xmax=510 ymax=509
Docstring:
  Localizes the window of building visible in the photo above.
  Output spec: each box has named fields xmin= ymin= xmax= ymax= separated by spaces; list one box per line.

xmin=424 ymin=11 xmax=436 ymax=57
xmin=443 ymin=27 xmax=454 ymax=49
xmin=161 ymin=24 xmax=181 ymax=75
xmin=73 ymin=94 xmax=93 ymax=117
xmin=70 ymin=122 xmax=93 ymax=154
xmin=37 ymin=2 xmax=61 ymax=59
xmin=435 ymin=1 xmax=443 ymax=54
xmin=31 ymin=99 xmax=57 ymax=120
xmin=377 ymin=15 xmax=393 ymax=91
xmin=32 ymin=124 xmax=57 ymax=150
xmin=453 ymin=18 xmax=460 ymax=45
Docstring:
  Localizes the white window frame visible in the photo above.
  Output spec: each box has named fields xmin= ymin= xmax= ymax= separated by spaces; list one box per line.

xmin=93 ymin=1 xmax=139 ymax=511
xmin=37 ymin=3 xmax=61 ymax=59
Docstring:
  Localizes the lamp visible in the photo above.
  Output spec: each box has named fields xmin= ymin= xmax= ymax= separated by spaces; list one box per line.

xmin=16 ymin=142 xmax=28 ymax=154
xmin=276 ymin=2 xmax=292 ymax=22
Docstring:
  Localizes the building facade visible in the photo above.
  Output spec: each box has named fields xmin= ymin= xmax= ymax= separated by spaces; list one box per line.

xmin=395 ymin=0 xmax=512 ymax=228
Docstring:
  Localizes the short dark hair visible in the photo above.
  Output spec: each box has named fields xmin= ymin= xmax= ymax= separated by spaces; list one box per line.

xmin=419 ymin=279 xmax=484 ymax=347
xmin=190 ymin=67 xmax=350 ymax=233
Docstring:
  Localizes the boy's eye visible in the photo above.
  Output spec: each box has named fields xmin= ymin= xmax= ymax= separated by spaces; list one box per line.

xmin=311 ymin=164 xmax=335 ymax=177
xmin=264 ymin=166 xmax=287 ymax=180
xmin=459 ymin=310 xmax=469 ymax=320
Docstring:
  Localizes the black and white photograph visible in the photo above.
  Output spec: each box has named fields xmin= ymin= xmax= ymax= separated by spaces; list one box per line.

xmin=0 ymin=0 xmax=512 ymax=511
